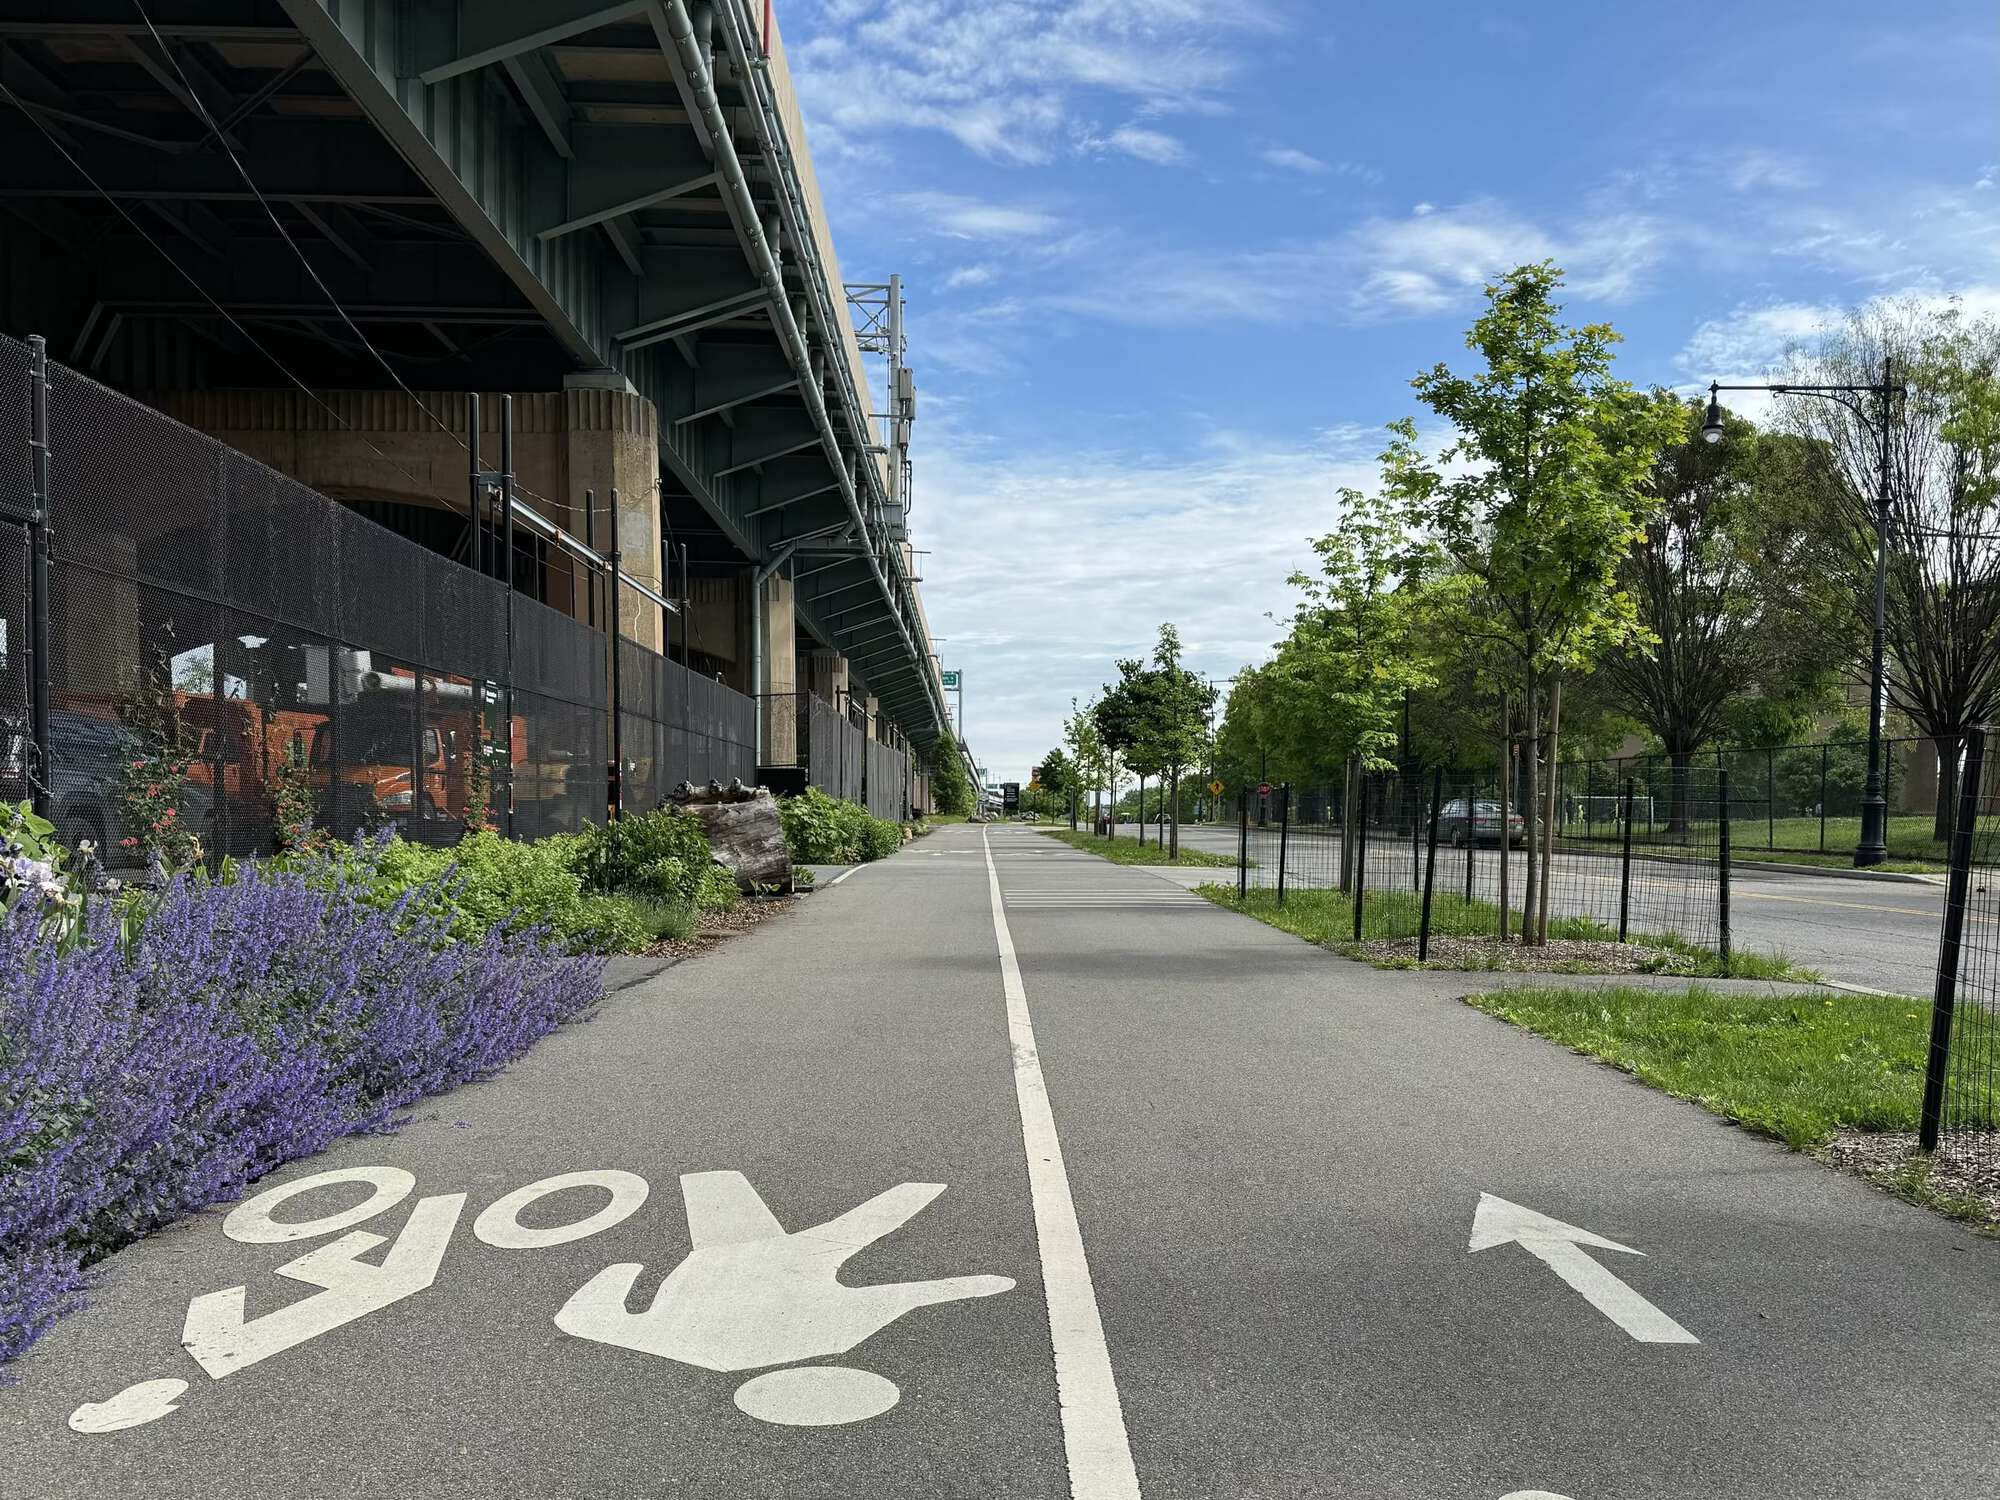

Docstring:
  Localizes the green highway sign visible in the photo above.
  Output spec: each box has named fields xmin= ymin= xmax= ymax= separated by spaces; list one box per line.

xmin=942 ymin=670 xmax=960 ymax=689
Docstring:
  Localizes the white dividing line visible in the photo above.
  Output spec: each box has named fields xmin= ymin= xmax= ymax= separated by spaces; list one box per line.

xmin=825 ymin=867 xmax=861 ymax=887
xmin=983 ymin=827 xmax=1143 ymax=1500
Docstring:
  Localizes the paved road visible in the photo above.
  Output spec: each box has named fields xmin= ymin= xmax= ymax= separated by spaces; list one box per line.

xmin=1112 ymin=820 xmax=1947 ymax=997
xmin=7 ymin=825 xmax=1996 ymax=1497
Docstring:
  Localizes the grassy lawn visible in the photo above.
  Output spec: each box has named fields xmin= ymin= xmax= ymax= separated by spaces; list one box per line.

xmin=1194 ymin=885 xmax=1811 ymax=981
xmin=1577 ymin=813 xmax=1950 ymax=871
xmin=1039 ymin=827 xmax=1241 ymax=869
xmin=1466 ymin=985 xmax=1926 ymax=1149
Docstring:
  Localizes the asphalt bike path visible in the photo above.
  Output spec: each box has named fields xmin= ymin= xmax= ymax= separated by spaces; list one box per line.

xmin=5 ymin=822 xmax=1996 ymax=1497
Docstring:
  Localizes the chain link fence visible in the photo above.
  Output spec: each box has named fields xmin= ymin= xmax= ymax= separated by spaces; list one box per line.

xmin=1230 ymin=762 xmax=1732 ymax=961
xmin=1921 ymin=728 xmax=2000 ymax=1169
xmin=0 ymin=335 xmax=757 ymax=870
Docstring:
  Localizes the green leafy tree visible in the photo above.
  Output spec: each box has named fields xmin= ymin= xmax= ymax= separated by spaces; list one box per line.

xmin=928 ymin=742 xmax=973 ymax=817
xmin=1598 ymin=399 xmax=1849 ymax=829
xmin=1385 ymin=262 xmax=1683 ymax=942
xmin=1064 ymin=699 xmax=1110 ymax=825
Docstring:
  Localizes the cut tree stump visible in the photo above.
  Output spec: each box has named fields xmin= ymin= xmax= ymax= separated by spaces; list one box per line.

xmin=669 ymin=780 xmax=791 ymax=893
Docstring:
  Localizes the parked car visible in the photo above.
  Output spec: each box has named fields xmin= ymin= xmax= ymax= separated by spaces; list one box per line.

xmin=1437 ymin=797 xmax=1525 ymax=848
xmin=34 ymin=708 xmax=215 ymax=871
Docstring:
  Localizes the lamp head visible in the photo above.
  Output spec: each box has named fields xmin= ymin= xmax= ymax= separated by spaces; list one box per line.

xmin=1700 ymin=385 xmax=1726 ymax=445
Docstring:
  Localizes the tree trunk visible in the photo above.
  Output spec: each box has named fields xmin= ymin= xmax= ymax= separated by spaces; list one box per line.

xmin=1537 ymin=677 xmax=1563 ymax=945
xmin=1340 ymin=754 xmax=1357 ymax=893
xmin=1497 ymin=693 xmax=1510 ymax=943
xmin=1934 ymin=734 xmax=1963 ymax=845
xmin=673 ymin=785 xmax=791 ymax=893
xmin=1137 ymin=774 xmax=1146 ymax=846
xmin=1666 ymin=742 xmax=1692 ymax=836
xmin=1522 ymin=678 xmax=1541 ymax=945
xmin=1169 ymin=768 xmax=1181 ymax=859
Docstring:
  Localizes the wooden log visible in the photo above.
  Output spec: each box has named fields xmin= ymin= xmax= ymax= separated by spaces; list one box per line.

xmin=673 ymin=786 xmax=791 ymax=892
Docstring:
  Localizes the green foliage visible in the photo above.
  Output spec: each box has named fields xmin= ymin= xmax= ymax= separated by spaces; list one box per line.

xmin=928 ymin=744 xmax=973 ymax=816
xmin=1 ymin=799 xmax=88 ymax=950
xmin=1468 ymin=985 xmax=1929 ymax=1149
xmin=573 ymin=807 xmax=719 ymax=902
xmin=293 ymin=806 xmax=738 ymax=956
xmin=779 ymin=787 xmax=903 ymax=865
xmin=269 ymin=745 xmax=326 ymax=855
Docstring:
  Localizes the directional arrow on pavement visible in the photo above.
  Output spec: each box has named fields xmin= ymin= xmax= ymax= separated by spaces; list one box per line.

xmin=1469 ymin=1193 xmax=1699 ymax=1345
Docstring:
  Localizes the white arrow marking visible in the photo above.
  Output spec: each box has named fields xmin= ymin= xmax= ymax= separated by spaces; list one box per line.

xmin=1469 ymin=1193 xmax=1698 ymax=1345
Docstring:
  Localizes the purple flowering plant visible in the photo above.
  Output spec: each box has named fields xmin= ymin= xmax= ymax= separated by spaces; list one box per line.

xmin=0 ymin=854 xmax=601 ymax=1367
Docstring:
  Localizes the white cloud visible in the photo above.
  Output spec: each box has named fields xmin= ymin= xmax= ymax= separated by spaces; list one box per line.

xmin=1675 ymin=301 xmax=1843 ymax=379
xmin=910 ymin=419 xmax=1387 ymax=778
xmin=943 ymin=264 xmax=998 ymax=290
xmin=1257 ymin=145 xmax=1383 ymax=182
xmin=1261 ymin=145 xmax=1327 ymax=174
xmin=1103 ymin=124 xmax=1189 ymax=166
xmin=891 ymin=192 xmax=1061 ymax=240
xmin=788 ymin=0 xmax=1279 ymax=163
xmin=1049 ymin=199 xmax=1666 ymax=328
xmin=1723 ymin=149 xmax=1816 ymax=193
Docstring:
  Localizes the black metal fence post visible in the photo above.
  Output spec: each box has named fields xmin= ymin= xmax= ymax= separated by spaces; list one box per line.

xmin=468 ymin=392 xmax=482 ymax=579
xmin=1921 ymin=729 xmax=1985 ymax=1151
xmin=25 ymin=335 xmax=52 ymax=817
xmin=1352 ymin=777 xmax=1371 ymax=942
xmin=606 ymin=486 xmax=624 ymax=822
xmin=1463 ymin=781 xmax=1475 ymax=905
xmin=1618 ymin=777 xmax=1635 ymax=943
xmin=1418 ymin=768 xmax=1443 ymax=961
xmin=1717 ymin=767 xmax=1731 ymax=968
xmin=500 ymin=395 xmax=516 ymax=838
xmin=1277 ymin=782 xmax=1291 ymax=906
xmin=1819 ymin=742 xmax=1828 ymax=853
xmin=1236 ymin=790 xmax=1248 ymax=901
xmin=1767 ymin=746 xmax=1775 ymax=853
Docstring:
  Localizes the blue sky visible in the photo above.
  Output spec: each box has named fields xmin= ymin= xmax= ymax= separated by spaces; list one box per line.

xmin=783 ymin=0 xmax=2000 ymax=781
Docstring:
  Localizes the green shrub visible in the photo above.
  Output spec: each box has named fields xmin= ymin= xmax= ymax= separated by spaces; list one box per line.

xmin=574 ymin=808 xmax=714 ymax=894
xmin=779 ymin=787 xmax=905 ymax=864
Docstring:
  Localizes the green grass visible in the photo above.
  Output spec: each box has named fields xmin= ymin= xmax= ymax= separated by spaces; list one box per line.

xmin=1193 ymin=885 xmax=1815 ymax=981
xmin=1465 ymin=984 xmax=1930 ymax=1149
xmin=1038 ymin=827 xmax=1242 ymax=868
xmin=1585 ymin=813 xmax=1950 ymax=872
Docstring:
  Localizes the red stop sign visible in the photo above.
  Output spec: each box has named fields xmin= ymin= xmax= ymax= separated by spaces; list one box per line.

xmin=1257 ymin=782 xmax=1272 ymax=797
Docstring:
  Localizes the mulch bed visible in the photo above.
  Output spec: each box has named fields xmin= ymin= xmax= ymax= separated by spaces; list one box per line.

xmin=1821 ymin=1130 xmax=2000 ymax=1228
xmin=642 ymin=893 xmax=802 ymax=961
xmin=1344 ymin=934 xmax=1692 ymax=974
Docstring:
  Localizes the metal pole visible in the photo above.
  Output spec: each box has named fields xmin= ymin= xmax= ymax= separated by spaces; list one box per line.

xmin=582 ymin=486 xmax=595 ymax=629
xmin=1767 ymin=746 xmax=1775 ymax=853
xmin=1618 ymin=777 xmax=1635 ymax=943
xmin=1352 ymin=776 xmax=1371 ymax=942
xmin=468 ymin=393 xmax=482 ymax=578
xmin=1921 ymin=728 xmax=1985 ymax=1150
xmin=1464 ymin=781 xmax=1475 ymax=905
xmin=1236 ymin=790 xmax=1248 ymax=901
xmin=499 ymin=395 xmax=516 ymax=838
xmin=1856 ymin=360 xmax=1893 ymax=867
xmin=606 ymin=488 xmax=623 ymax=821
xmin=1718 ymin=767 xmax=1732 ymax=968
xmin=1497 ymin=695 xmax=1511 ymax=942
xmin=1418 ymin=768 xmax=1443 ymax=961
xmin=1820 ymin=742 xmax=1828 ymax=854
xmin=1277 ymin=782 xmax=1291 ymax=906
xmin=25 ymin=336 xmax=52 ymax=817
xmin=680 ymin=542 xmax=691 ymax=785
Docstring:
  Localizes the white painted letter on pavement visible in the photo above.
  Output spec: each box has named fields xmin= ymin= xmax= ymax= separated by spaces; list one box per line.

xmin=183 ymin=1193 xmax=466 ymax=1378
xmin=222 ymin=1165 xmax=416 ymax=1244
xmin=1469 ymin=1193 xmax=1699 ymax=1345
xmin=474 ymin=1169 xmax=650 ymax=1250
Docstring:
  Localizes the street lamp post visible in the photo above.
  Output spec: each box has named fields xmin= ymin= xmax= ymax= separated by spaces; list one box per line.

xmin=1702 ymin=359 xmax=1905 ymax=867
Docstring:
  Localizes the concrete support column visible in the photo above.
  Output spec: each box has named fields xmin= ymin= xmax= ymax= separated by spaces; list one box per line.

xmin=564 ymin=375 xmax=663 ymax=651
xmin=757 ymin=574 xmax=797 ymax=765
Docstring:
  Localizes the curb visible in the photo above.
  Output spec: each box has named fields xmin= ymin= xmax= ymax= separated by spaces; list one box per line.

xmin=1729 ymin=858 xmax=1945 ymax=887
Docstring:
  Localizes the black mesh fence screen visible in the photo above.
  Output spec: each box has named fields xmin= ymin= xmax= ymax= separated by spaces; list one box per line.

xmin=0 ymin=336 xmax=761 ymax=865
xmin=1229 ymin=760 xmax=1732 ymax=958
xmin=1924 ymin=730 xmax=2000 ymax=1171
